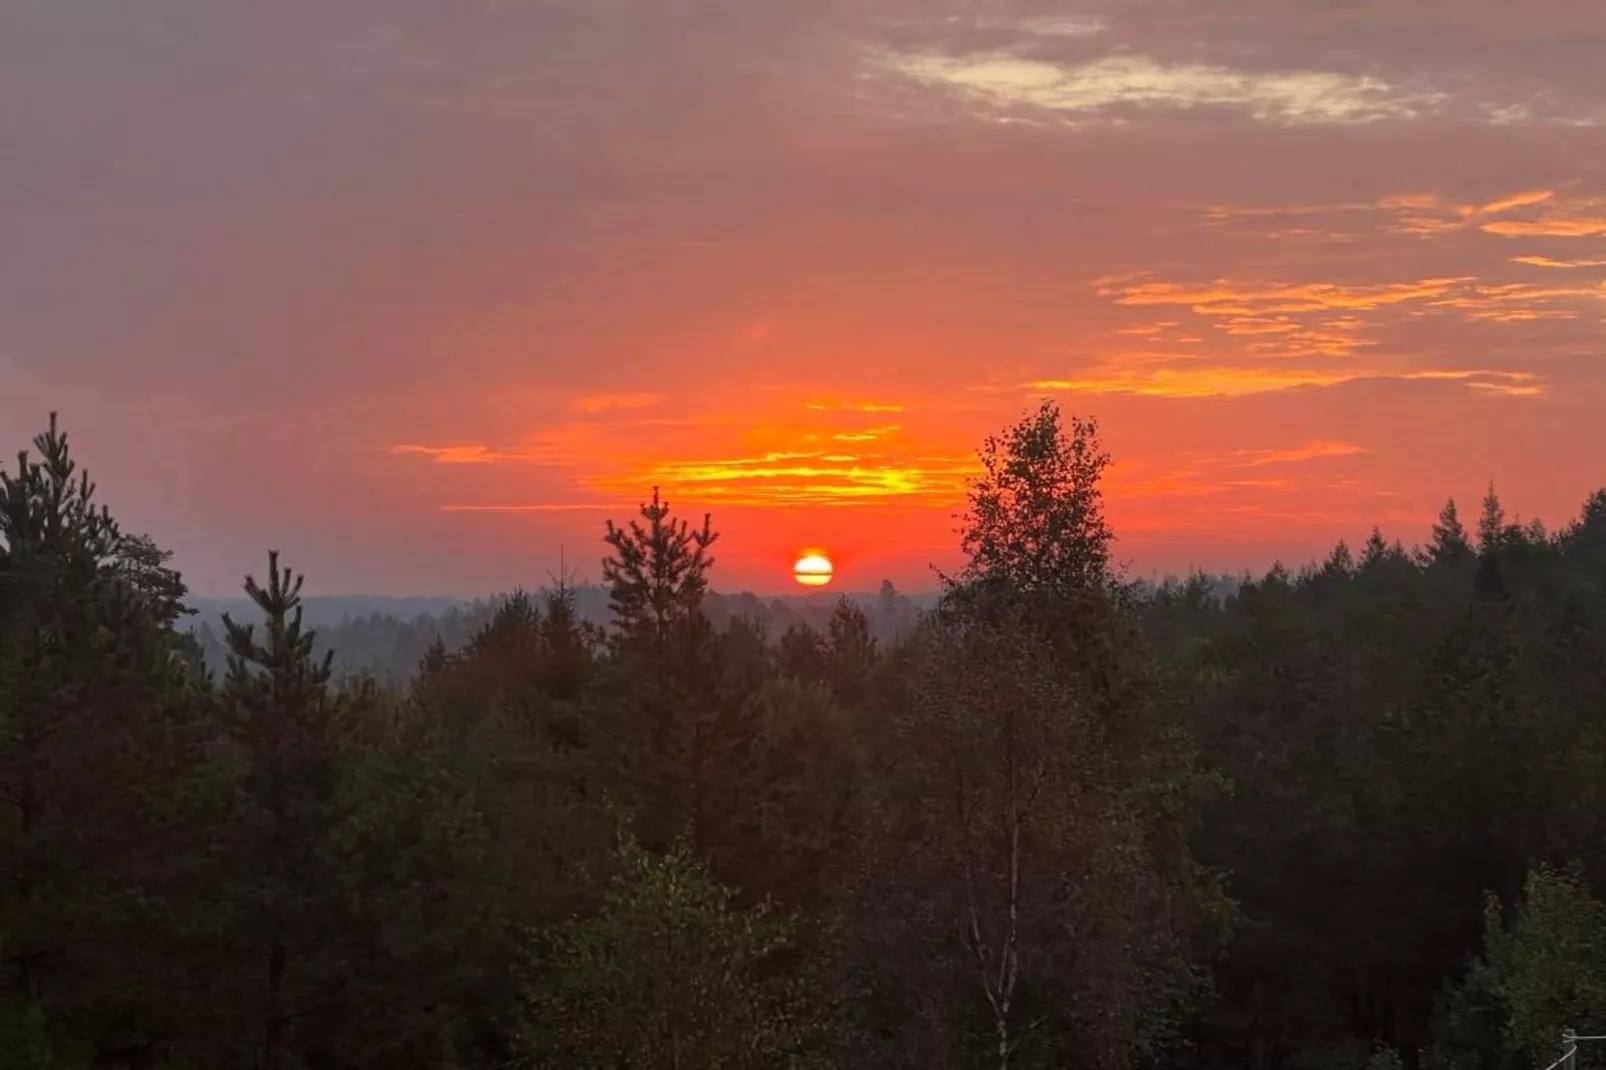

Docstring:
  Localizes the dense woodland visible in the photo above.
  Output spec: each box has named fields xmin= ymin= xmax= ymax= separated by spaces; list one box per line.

xmin=3 ymin=404 xmax=1605 ymax=1070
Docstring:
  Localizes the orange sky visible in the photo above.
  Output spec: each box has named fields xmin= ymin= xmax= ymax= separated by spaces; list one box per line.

xmin=3 ymin=1 xmax=1605 ymax=595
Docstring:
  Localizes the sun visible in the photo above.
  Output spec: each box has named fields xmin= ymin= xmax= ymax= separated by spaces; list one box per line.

xmin=793 ymin=553 xmax=834 ymax=588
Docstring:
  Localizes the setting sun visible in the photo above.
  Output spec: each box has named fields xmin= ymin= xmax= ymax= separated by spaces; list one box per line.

xmin=793 ymin=553 xmax=834 ymax=587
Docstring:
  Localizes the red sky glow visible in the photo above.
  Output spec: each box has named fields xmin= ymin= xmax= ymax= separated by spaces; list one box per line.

xmin=3 ymin=1 xmax=1605 ymax=595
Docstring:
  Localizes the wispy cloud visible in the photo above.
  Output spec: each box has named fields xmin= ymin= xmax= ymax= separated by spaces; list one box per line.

xmin=1203 ymin=187 xmax=1582 ymax=240
xmin=883 ymin=52 xmax=1446 ymax=125
xmin=594 ymin=448 xmax=980 ymax=508
xmin=983 ymin=14 xmax=1108 ymax=38
xmin=1230 ymin=441 xmax=1368 ymax=466
xmin=832 ymin=424 xmax=903 ymax=442
xmin=388 ymin=443 xmax=543 ymax=464
xmin=1482 ymin=215 xmax=1606 ymax=238
xmin=1031 ymin=366 xmax=1544 ymax=399
xmin=1105 ymin=276 xmax=1474 ymax=314
xmin=1513 ymin=255 xmax=1606 ymax=269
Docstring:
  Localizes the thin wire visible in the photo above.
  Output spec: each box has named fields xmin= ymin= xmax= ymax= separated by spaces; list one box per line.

xmin=1538 ymin=1042 xmax=1575 ymax=1070
xmin=1541 ymin=1033 xmax=1606 ymax=1070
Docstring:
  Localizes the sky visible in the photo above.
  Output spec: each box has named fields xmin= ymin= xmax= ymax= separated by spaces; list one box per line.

xmin=3 ymin=0 xmax=1606 ymax=596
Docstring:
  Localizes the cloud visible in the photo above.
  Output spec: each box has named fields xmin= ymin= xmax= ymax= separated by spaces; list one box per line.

xmin=1513 ymin=255 xmax=1606 ymax=269
xmin=1106 ymin=276 xmax=1472 ymax=314
xmin=883 ymin=52 xmax=1443 ymax=125
xmin=1012 ymin=15 xmax=1108 ymax=38
xmin=1200 ymin=187 xmax=1602 ymax=243
xmin=387 ymin=443 xmax=542 ymax=464
xmin=603 ymin=448 xmax=980 ymax=507
xmin=832 ymin=424 xmax=903 ymax=442
xmin=1231 ymin=441 xmax=1368 ymax=466
xmin=1031 ymin=366 xmax=1544 ymax=399
xmin=1482 ymin=216 xmax=1606 ymax=238
xmin=1480 ymin=189 xmax=1557 ymax=214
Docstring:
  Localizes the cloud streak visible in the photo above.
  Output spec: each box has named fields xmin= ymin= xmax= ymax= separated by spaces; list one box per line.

xmin=884 ymin=52 xmax=1448 ymax=125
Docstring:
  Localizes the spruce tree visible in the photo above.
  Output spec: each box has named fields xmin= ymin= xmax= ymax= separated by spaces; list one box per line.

xmin=1425 ymin=498 xmax=1473 ymax=566
xmin=1359 ymin=528 xmax=1390 ymax=571
xmin=1478 ymin=483 xmax=1507 ymax=556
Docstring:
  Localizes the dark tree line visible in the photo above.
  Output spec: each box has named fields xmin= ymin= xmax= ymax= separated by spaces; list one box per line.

xmin=3 ymin=405 xmax=1605 ymax=1068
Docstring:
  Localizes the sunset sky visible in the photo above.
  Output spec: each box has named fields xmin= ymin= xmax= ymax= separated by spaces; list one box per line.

xmin=4 ymin=1 xmax=1605 ymax=596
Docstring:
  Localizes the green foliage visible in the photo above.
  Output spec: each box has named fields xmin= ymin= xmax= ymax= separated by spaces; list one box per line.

xmin=1475 ymin=866 xmax=1606 ymax=1065
xmin=522 ymin=836 xmax=832 ymax=1069
xmin=956 ymin=399 xmax=1112 ymax=598
xmin=848 ymin=402 xmax=1222 ymax=1069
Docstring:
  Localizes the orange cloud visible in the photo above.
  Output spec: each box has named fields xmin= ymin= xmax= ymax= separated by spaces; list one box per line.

xmin=596 ymin=447 xmax=980 ymax=508
xmin=1480 ymin=189 xmax=1556 ymax=214
xmin=1032 ymin=366 xmax=1359 ymax=398
xmin=1031 ymin=366 xmax=1543 ymax=399
xmin=388 ymin=443 xmax=540 ymax=464
xmin=832 ymin=424 xmax=903 ymax=442
xmin=1205 ymin=188 xmax=1575 ymax=241
xmin=1481 ymin=216 xmax=1606 ymax=237
xmin=1105 ymin=276 xmax=1473 ymax=314
xmin=1513 ymin=255 xmax=1606 ymax=268
xmin=1231 ymin=440 xmax=1368 ymax=466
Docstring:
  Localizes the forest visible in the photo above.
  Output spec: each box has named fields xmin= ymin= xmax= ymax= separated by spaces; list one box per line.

xmin=3 ymin=403 xmax=1605 ymax=1070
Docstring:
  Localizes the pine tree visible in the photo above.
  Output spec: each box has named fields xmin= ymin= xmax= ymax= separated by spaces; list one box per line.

xmin=217 ymin=552 xmax=351 ymax=1070
xmin=595 ymin=494 xmax=742 ymax=863
xmin=601 ymin=487 xmax=718 ymax=656
xmin=112 ymin=531 xmax=193 ymax=630
xmin=0 ymin=414 xmax=207 ymax=1061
